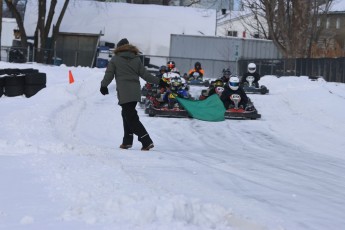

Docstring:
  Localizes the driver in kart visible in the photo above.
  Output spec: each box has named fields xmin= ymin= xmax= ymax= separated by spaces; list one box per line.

xmin=221 ymin=76 xmax=254 ymax=111
xmin=241 ymin=63 xmax=261 ymax=88
xmin=188 ymin=62 xmax=205 ymax=81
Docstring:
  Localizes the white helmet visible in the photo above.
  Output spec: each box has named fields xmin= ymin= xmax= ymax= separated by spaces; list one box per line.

xmin=248 ymin=63 xmax=256 ymax=73
xmin=229 ymin=76 xmax=240 ymax=90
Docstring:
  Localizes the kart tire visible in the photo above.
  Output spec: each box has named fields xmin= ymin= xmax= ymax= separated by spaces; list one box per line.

xmin=25 ymin=72 xmax=46 ymax=85
xmin=24 ymin=84 xmax=46 ymax=98
xmin=203 ymin=81 xmax=210 ymax=87
xmin=260 ymin=86 xmax=268 ymax=95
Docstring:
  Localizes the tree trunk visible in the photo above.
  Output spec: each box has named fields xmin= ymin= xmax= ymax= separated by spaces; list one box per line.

xmin=47 ymin=0 xmax=69 ymax=64
xmin=4 ymin=0 xmax=28 ymax=49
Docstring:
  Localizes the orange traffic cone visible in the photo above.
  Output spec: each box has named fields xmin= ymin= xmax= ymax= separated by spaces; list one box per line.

xmin=69 ymin=70 xmax=75 ymax=84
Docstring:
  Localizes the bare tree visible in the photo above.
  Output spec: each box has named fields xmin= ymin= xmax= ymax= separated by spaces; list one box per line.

xmin=4 ymin=0 xmax=70 ymax=63
xmin=241 ymin=0 xmax=332 ymax=58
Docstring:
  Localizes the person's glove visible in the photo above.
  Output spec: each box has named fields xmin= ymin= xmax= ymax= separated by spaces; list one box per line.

xmin=100 ymin=86 xmax=109 ymax=95
xmin=159 ymin=79 xmax=169 ymax=88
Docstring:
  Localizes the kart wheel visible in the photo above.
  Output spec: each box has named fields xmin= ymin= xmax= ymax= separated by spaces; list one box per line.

xmin=260 ymin=87 xmax=268 ymax=94
xmin=203 ymin=81 xmax=210 ymax=87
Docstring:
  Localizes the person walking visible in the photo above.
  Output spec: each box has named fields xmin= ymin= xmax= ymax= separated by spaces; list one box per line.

xmin=100 ymin=38 xmax=168 ymax=151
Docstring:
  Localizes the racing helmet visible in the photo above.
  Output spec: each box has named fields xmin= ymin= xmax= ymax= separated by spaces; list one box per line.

xmin=170 ymin=76 xmax=182 ymax=87
xmin=194 ymin=62 xmax=201 ymax=70
xmin=229 ymin=76 xmax=240 ymax=90
xmin=248 ymin=63 xmax=256 ymax=73
xmin=167 ymin=61 xmax=175 ymax=69
xmin=213 ymin=79 xmax=224 ymax=87
xmin=222 ymin=68 xmax=232 ymax=82
xmin=159 ymin=65 xmax=167 ymax=73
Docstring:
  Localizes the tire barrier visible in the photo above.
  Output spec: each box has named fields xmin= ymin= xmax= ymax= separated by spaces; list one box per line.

xmin=0 ymin=76 xmax=5 ymax=98
xmin=4 ymin=75 xmax=25 ymax=97
xmin=24 ymin=72 xmax=46 ymax=98
xmin=0 ymin=68 xmax=46 ymax=98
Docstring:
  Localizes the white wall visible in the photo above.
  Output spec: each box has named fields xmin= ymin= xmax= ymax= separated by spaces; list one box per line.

xmin=1 ymin=18 xmax=17 ymax=47
xmin=217 ymin=13 xmax=267 ymax=39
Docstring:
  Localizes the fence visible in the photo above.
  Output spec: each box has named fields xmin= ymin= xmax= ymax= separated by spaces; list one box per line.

xmin=238 ymin=58 xmax=345 ymax=83
xmin=0 ymin=46 xmax=55 ymax=64
xmin=2 ymin=46 xmax=345 ymax=83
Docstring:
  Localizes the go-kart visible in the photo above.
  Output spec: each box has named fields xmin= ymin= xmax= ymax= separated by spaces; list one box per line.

xmin=224 ymin=94 xmax=261 ymax=120
xmin=186 ymin=72 xmax=210 ymax=87
xmin=242 ymin=75 xmax=269 ymax=95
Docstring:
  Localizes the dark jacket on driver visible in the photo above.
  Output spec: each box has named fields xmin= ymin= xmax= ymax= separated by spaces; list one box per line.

xmin=241 ymin=72 xmax=260 ymax=86
xmin=220 ymin=84 xmax=249 ymax=109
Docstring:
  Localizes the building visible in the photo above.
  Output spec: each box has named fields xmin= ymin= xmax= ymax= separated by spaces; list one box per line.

xmin=312 ymin=1 xmax=345 ymax=57
xmin=216 ymin=8 xmax=268 ymax=39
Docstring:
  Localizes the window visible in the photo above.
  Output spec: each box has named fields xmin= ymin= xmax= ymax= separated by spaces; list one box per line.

xmin=227 ymin=31 xmax=238 ymax=37
xmin=326 ymin=18 xmax=330 ymax=29
xmin=336 ymin=18 xmax=340 ymax=29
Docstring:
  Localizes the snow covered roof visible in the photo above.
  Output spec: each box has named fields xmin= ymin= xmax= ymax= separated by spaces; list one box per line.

xmin=23 ymin=1 xmax=216 ymax=56
xmin=329 ymin=0 xmax=345 ymax=12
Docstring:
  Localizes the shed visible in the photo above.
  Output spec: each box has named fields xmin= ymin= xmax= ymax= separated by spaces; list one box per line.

xmin=55 ymin=32 xmax=102 ymax=67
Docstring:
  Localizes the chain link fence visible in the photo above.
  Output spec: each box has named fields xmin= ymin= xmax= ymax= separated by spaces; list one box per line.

xmin=238 ymin=58 xmax=345 ymax=83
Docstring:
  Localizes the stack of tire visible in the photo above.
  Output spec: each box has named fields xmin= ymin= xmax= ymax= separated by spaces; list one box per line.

xmin=0 ymin=69 xmax=5 ymax=98
xmin=0 ymin=68 xmax=46 ymax=98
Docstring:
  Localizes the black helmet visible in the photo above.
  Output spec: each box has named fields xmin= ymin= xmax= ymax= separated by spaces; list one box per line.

xmin=195 ymin=62 xmax=201 ymax=70
xmin=223 ymin=68 xmax=231 ymax=76
xmin=159 ymin=65 xmax=167 ymax=73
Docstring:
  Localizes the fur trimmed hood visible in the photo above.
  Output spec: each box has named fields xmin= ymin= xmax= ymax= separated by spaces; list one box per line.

xmin=114 ymin=44 xmax=140 ymax=55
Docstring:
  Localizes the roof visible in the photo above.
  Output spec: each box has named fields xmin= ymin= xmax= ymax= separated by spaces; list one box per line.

xmin=330 ymin=0 xmax=345 ymax=12
xmin=23 ymin=1 xmax=216 ymax=56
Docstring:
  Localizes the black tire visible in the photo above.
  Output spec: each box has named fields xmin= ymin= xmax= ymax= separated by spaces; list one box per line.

xmin=4 ymin=68 xmax=22 ymax=75
xmin=4 ymin=75 xmax=25 ymax=97
xmin=4 ymin=85 xmax=24 ymax=97
xmin=0 ymin=69 xmax=6 ymax=75
xmin=24 ymin=84 xmax=46 ymax=98
xmin=5 ymin=75 xmax=25 ymax=86
xmin=0 ymin=77 xmax=4 ymax=97
xmin=0 ymin=76 xmax=5 ymax=87
xmin=20 ymin=68 xmax=39 ymax=74
xmin=25 ymin=72 xmax=46 ymax=85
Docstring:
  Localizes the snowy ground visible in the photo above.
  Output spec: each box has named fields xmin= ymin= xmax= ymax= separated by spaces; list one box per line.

xmin=1 ymin=62 xmax=345 ymax=230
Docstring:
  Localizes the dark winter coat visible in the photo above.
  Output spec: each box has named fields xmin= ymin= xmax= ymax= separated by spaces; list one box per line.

xmin=241 ymin=72 xmax=260 ymax=86
xmin=101 ymin=44 xmax=160 ymax=105
xmin=220 ymin=85 xmax=249 ymax=109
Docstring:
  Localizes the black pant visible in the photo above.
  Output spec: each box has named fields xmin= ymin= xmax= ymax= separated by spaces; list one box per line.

xmin=121 ymin=101 xmax=152 ymax=147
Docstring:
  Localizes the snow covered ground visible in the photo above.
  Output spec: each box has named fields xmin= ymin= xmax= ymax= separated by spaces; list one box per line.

xmin=1 ymin=62 xmax=345 ymax=230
